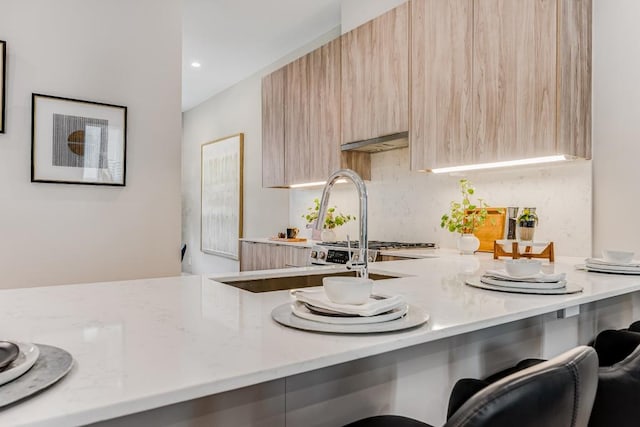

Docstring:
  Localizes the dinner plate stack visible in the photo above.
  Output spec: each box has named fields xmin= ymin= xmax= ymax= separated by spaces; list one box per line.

xmin=290 ymin=289 xmax=409 ymax=325
xmin=270 ymin=289 xmax=430 ymax=333
xmin=0 ymin=342 xmax=40 ymax=388
xmin=466 ymin=270 xmax=582 ymax=295
xmin=583 ymin=258 xmax=640 ymax=275
xmin=0 ymin=341 xmax=74 ymax=408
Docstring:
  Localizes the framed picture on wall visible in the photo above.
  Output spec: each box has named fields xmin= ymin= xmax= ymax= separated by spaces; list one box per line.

xmin=31 ymin=93 xmax=127 ymax=186
xmin=1 ymin=40 xmax=6 ymax=133
xmin=201 ymin=133 xmax=244 ymax=259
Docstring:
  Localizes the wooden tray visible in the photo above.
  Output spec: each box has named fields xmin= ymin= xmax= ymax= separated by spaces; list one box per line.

xmin=269 ymin=237 xmax=308 ymax=243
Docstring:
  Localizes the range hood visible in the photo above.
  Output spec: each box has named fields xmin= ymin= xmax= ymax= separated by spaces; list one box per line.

xmin=340 ymin=131 xmax=409 ymax=153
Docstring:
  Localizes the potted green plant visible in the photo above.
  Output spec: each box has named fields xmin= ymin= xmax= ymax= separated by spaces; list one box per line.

xmin=302 ymin=198 xmax=355 ymax=242
xmin=517 ymin=208 xmax=538 ymax=241
xmin=440 ymin=179 xmax=490 ymax=254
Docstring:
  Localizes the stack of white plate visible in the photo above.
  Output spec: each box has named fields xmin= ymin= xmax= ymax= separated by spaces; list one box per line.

xmin=0 ymin=342 xmax=40 ymax=387
xmin=270 ymin=289 xmax=430 ymax=333
xmin=583 ymin=258 xmax=640 ymax=275
xmin=465 ymin=269 xmax=582 ymax=295
xmin=291 ymin=289 xmax=408 ymax=325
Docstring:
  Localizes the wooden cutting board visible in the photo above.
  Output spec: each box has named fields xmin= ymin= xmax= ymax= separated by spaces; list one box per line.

xmin=269 ymin=237 xmax=308 ymax=243
xmin=471 ymin=208 xmax=506 ymax=252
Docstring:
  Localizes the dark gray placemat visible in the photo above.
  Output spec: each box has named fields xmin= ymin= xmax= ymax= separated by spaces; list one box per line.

xmin=0 ymin=344 xmax=73 ymax=409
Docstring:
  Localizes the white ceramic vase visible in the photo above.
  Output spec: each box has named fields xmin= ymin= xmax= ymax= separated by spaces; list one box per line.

xmin=321 ymin=229 xmax=337 ymax=242
xmin=457 ymin=233 xmax=480 ymax=255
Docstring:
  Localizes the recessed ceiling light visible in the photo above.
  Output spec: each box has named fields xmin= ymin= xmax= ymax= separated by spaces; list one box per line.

xmin=191 ymin=62 xmax=201 ymax=68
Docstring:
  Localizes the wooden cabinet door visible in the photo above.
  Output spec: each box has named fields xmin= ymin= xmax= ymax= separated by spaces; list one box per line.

xmin=410 ymin=0 xmax=473 ymax=171
xmin=261 ymin=67 xmax=286 ymax=187
xmin=240 ymin=241 xmax=255 ymax=271
xmin=342 ymin=3 xmax=409 ymax=144
xmin=473 ymin=0 xmax=557 ymax=162
xmin=309 ymin=39 xmax=342 ymax=181
xmin=284 ymin=56 xmax=310 ymax=186
xmin=286 ymin=247 xmax=311 ymax=268
xmin=557 ymin=0 xmax=591 ymax=159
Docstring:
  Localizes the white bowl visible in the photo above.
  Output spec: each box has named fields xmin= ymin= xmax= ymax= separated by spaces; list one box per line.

xmin=323 ymin=277 xmax=374 ymax=305
xmin=602 ymin=250 xmax=634 ymax=264
xmin=505 ymin=259 xmax=542 ymax=277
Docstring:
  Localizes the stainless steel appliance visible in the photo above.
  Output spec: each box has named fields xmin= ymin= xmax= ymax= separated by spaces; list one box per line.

xmin=310 ymin=241 xmax=437 ymax=265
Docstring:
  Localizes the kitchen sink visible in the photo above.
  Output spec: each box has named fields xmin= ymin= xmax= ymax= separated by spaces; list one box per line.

xmin=215 ymin=271 xmax=401 ymax=293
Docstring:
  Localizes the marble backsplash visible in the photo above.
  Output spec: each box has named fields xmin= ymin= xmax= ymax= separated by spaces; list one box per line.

xmin=289 ymin=148 xmax=592 ymax=257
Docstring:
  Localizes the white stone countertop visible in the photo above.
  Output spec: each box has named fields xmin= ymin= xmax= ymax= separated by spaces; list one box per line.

xmin=1 ymin=254 xmax=640 ymax=426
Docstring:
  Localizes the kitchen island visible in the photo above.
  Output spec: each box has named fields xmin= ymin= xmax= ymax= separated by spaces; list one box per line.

xmin=1 ymin=254 xmax=639 ymax=426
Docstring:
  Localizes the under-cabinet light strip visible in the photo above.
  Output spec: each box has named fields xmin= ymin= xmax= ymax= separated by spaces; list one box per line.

xmin=429 ymin=155 xmax=573 ymax=174
xmin=289 ymin=179 xmax=348 ymax=189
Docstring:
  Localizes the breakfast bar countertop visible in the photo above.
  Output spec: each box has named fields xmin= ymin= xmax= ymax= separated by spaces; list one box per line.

xmin=1 ymin=254 xmax=640 ymax=426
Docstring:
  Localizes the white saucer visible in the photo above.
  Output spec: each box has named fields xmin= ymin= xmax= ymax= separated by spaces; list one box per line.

xmin=0 ymin=342 xmax=40 ymax=387
xmin=272 ymin=303 xmax=429 ymax=334
xmin=291 ymin=301 xmax=409 ymax=325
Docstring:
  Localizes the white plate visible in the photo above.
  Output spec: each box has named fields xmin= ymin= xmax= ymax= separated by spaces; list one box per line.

xmin=0 ymin=343 xmax=40 ymax=387
xmin=292 ymin=301 xmax=409 ymax=325
xmin=272 ymin=303 xmax=429 ymax=334
xmin=481 ymin=276 xmax=567 ymax=290
xmin=583 ymin=264 xmax=640 ymax=275
xmin=467 ymin=279 xmax=583 ymax=295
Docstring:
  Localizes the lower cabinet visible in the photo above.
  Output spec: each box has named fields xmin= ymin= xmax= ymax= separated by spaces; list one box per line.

xmin=240 ymin=241 xmax=311 ymax=272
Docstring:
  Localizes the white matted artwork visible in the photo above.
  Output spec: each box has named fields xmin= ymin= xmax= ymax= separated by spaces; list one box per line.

xmin=31 ymin=93 xmax=127 ymax=185
xmin=201 ymin=133 xmax=244 ymax=259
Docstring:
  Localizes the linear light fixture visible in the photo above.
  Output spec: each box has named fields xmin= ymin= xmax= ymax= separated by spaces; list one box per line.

xmin=428 ymin=155 xmax=574 ymax=174
xmin=289 ymin=179 xmax=348 ymax=189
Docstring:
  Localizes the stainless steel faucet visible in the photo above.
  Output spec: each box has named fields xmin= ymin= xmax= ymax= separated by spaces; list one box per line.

xmin=315 ymin=169 xmax=369 ymax=279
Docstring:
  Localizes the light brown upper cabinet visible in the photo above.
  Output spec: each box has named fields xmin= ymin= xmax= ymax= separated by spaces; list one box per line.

xmin=262 ymin=39 xmax=370 ymax=188
xmin=410 ymin=0 xmax=592 ymax=171
xmin=342 ymin=3 xmax=410 ymax=145
xmin=262 ymin=67 xmax=286 ymax=187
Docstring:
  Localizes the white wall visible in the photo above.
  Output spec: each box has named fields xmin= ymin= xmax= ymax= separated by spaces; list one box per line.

xmin=341 ymin=0 xmax=407 ymax=33
xmin=290 ymin=149 xmax=593 ymax=256
xmin=0 ymin=0 xmax=183 ymax=288
xmin=592 ymin=0 xmax=640 ymax=255
xmin=181 ymin=29 xmax=341 ymax=275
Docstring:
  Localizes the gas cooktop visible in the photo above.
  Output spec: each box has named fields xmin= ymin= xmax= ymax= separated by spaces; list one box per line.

xmin=320 ymin=241 xmax=437 ymax=250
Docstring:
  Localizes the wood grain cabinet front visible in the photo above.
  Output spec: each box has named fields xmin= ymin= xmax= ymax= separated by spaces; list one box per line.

xmin=262 ymin=39 xmax=370 ymax=187
xmin=261 ymin=68 xmax=286 ymax=187
xmin=341 ymin=3 xmax=410 ymax=145
xmin=410 ymin=0 xmax=591 ymax=171
xmin=240 ymin=241 xmax=310 ymax=272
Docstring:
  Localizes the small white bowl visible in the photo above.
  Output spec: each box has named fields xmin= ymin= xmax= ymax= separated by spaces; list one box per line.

xmin=505 ymin=259 xmax=542 ymax=277
xmin=602 ymin=250 xmax=634 ymax=264
xmin=323 ymin=277 xmax=373 ymax=305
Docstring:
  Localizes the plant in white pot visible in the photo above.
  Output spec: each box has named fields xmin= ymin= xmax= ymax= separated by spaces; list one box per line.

xmin=302 ymin=198 xmax=355 ymax=242
xmin=440 ymin=179 xmax=490 ymax=255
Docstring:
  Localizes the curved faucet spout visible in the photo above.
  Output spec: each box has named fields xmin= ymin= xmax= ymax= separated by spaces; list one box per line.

xmin=315 ymin=169 xmax=368 ymax=278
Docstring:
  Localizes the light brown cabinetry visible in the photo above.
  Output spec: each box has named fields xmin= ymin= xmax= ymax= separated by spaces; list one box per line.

xmin=410 ymin=0 xmax=473 ymax=170
xmin=239 ymin=241 xmax=310 ymax=272
xmin=410 ymin=0 xmax=591 ymax=171
xmin=284 ymin=55 xmax=311 ymax=185
xmin=342 ymin=3 xmax=409 ymax=144
xmin=309 ymin=39 xmax=342 ymax=181
xmin=262 ymin=68 xmax=286 ymax=187
xmin=262 ymin=39 xmax=370 ymax=188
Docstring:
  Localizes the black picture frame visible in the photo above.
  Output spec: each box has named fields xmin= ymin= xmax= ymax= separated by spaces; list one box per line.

xmin=31 ymin=93 xmax=127 ymax=186
xmin=1 ymin=40 xmax=6 ymax=134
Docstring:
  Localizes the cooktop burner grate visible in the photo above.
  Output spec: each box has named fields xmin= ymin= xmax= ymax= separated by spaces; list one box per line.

xmin=320 ymin=241 xmax=437 ymax=250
